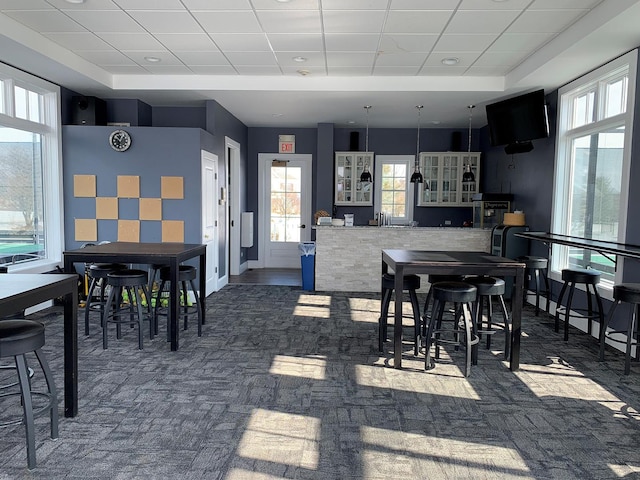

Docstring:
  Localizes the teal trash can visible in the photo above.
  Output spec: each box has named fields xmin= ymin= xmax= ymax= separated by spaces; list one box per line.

xmin=298 ymin=242 xmax=316 ymax=291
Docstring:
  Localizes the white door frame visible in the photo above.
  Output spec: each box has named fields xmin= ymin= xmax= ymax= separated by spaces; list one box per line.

xmin=257 ymin=153 xmax=312 ymax=268
xmin=226 ymin=136 xmax=242 ymax=276
xmin=201 ymin=151 xmax=218 ymax=295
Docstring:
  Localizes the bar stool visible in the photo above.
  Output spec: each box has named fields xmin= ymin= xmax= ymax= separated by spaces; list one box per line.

xmin=516 ymin=255 xmax=550 ymax=316
xmin=378 ymin=273 xmax=421 ymax=355
xmin=147 ymin=263 xmax=168 ymax=299
xmin=421 ymin=275 xmax=466 ymax=321
xmin=465 ymin=276 xmax=511 ymax=360
xmin=555 ymin=268 xmax=604 ymax=341
xmin=103 ymin=269 xmax=153 ymax=350
xmin=0 ymin=319 xmax=58 ymax=470
xmin=84 ymin=263 xmax=126 ymax=335
xmin=599 ymin=283 xmax=640 ymax=375
xmin=153 ymin=265 xmax=203 ymax=338
xmin=423 ymin=281 xmax=479 ymax=377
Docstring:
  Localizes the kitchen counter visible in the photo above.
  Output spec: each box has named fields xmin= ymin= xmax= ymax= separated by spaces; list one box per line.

xmin=314 ymin=226 xmax=492 ymax=292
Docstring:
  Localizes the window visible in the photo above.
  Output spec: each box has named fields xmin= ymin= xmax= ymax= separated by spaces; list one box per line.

xmin=551 ymin=51 xmax=636 ymax=290
xmin=374 ymin=155 xmax=415 ymax=225
xmin=0 ymin=62 xmax=63 ymax=272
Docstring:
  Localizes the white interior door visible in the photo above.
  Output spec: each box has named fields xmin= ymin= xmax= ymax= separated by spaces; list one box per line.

xmin=201 ymin=151 xmax=218 ymax=295
xmin=258 ymin=153 xmax=312 ymax=268
xmin=227 ymin=137 xmax=242 ymax=276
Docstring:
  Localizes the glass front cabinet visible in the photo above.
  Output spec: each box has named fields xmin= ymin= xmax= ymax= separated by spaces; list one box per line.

xmin=417 ymin=152 xmax=480 ymax=207
xmin=334 ymin=152 xmax=374 ymax=205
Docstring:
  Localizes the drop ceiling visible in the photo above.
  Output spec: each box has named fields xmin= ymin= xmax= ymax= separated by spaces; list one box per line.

xmin=1 ymin=0 xmax=640 ymax=128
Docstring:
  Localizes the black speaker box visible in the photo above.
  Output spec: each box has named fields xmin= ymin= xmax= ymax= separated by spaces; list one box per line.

xmin=451 ymin=131 xmax=462 ymax=151
xmin=71 ymin=96 xmax=107 ymax=125
xmin=504 ymin=141 xmax=534 ymax=155
xmin=349 ymin=131 xmax=360 ymax=151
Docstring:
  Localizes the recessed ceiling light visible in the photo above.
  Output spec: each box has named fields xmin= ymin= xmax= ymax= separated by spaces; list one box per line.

xmin=272 ymin=113 xmax=284 ymax=117
xmin=297 ymin=69 xmax=310 ymax=76
xmin=441 ymin=57 xmax=459 ymax=66
xmin=144 ymin=56 xmax=161 ymax=63
xmin=347 ymin=120 xmax=356 ymax=125
xmin=276 ymin=0 xmax=292 ymax=3
xmin=292 ymin=56 xmax=307 ymax=63
xmin=64 ymin=0 xmax=86 ymax=3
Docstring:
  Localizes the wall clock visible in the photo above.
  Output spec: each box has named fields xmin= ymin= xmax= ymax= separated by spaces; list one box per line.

xmin=109 ymin=129 xmax=132 ymax=152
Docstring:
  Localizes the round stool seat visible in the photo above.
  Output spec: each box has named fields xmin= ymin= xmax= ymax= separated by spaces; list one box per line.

xmin=159 ymin=265 xmax=197 ymax=282
xmin=561 ymin=268 xmax=601 ymax=285
xmin=107 ymin=269 xmax=148 ymax=287
xmin=613 ymin=284 xmax=640 ymax=304
xmin=516 ymin=255 xmax=548 ymax=270
xmin=432 ymin=281 xmax=477 ymax=303
xmin=89 ymin=263 xmax=125 ymax=278
xmin=465 ymin=276 xmax=506 ymax=296
xmin=0 ymin=320 xmax=45 ymax=357
xmin=382 ymin=273 xmax=420 ymax=291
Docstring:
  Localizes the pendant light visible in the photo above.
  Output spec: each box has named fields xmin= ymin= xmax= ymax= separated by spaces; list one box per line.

xmin=360 ymin=105 xmax=372 ymax=182
xmin=462 ymin=104 xmax=476 ymax=184
xmin=410 ymin=105 xmax=424 ymax=183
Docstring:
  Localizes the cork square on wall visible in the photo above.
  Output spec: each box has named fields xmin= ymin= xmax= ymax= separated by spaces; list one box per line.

xmin=73 ymin=175 xmax=96 ymax=198
xmin=74 ymin=219 xmax=97 ymax=242
xmin=96 ymin=197 xmax=118 ymax=220
xmin=139 ymin=198 xmax=162 ymax=221
xmin=161 ymin=176 xmax=184 ymax=199
xmin=162 ymin=220 xmax=184 ymax=243
xmin=118 ymin=220 xmax=140 ymax=242
xmin=117 ymin=175 xmax=140 ymax=198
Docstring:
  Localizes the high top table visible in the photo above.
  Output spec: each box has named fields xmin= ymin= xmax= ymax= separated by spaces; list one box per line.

xmin=382 ymin=249 xmax=526 ymax=371
xmin=0 ymin=274 xmax=78 ymax=417
xmin=64 ymin=242 xmax=206 ymax=352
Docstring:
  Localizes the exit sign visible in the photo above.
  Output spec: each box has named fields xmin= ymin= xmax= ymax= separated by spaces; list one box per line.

xmin=279 ymin=135 xmax=295 ymax=153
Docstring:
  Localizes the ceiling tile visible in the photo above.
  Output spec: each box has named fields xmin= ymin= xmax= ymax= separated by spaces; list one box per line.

xmin=391 ymin=0 xmax=459 ymax=9
xmin=173 ymin=51 xmax=229 ymax=65
xmin=141 ymin=64 xmax=193 ymax=74
xmin=210 ymin=34 xmax=270 ymax=52
xmin=44 ymin=32 xmax=113 ymax=51
xmin=328 ymin=66 xmax=373 ymax=75
xmin=465 ymin=65 xmax=511 ymax=76
xmin=373 ymin=65 xmax=420 ymax=75
xmin=97 ymin=33 xmax=165 ymax=50
xmin=51 ymin=0 xmax=119 ymax=10
xmin=252 ymin=0 xmax=319 ymax=9
xmin=274 ymin=51 xmax=325 ymax=66
xmin=152 ymin=33 xmax=218 ymax=52
xmin=104 ymin=65 xmax=148 ymax=74
xmin=529 ymin=0 xmax=602 ymax=9
xmin=375 ymin=52 xmax=427 ymax=67
xmin=458 ymin=0 xmax=531 ymax=10
xmin=225 ymin=51 xmax=278 ymax=65
xmin=325 ymin=34 xmax=380 ymax=52
xmin=74 ymin=50 xmax=138 ymax=65
xmin=508 ymin=9 xmax=589 ymax=34
xmin=126 ymin=11 xmax=204 ymax=34
xmin=490 ymin=32 xmax=556 ymax=51
xmin=112 ymin=0 xmax=184 ymax=9
xmin=417 ymin=65 xmax=469 ymax=76
xmin=192 ymin=11 xmax=261 ymax=34
xmin=475 ymin=50 xmax=530 ymax=66
xmin=62 ymin=10 xmax=146 ymax=33
xmin=434 ymin=34 xmax=498 ymax=52
xmin=326 ymin=52 xmax=377 ymax=67
xmin=322 ymin=10 xmax=386 ymax=33
xmin=379 ymin=34 xmax=438 ymax=53
xmin=267 ymin=33 xmax=323 ymax=51
xmin=4 ymin=10 xmax=86 ymax=32
xmin=255 ymin=10 xmax=322 ymax=34
xmin=445 ymin=10 xmax=521 ymax=34
xmin=124 ymin=51 xmax=183 ymax=65
xmin=385 ymin=10 xmax=453 ymax=34
xmin=323 ymin=0 xmax=388 ymax=8
xmin=182 ymin=0 xmax=252 ymax=9
xmin=0 ymin=0 xmax=54 ymax=10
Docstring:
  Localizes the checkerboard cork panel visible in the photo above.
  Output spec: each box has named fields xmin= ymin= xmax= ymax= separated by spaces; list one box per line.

xmin=73 ymin=174 xmax=185 ymax=243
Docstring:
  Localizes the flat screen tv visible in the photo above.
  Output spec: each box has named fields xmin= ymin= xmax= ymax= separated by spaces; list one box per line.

xmin=485 ymin=89 xmax=549 ymax=153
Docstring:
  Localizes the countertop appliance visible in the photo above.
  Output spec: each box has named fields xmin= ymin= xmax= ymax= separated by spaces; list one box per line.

xmin=472 ymin=193 xmax=514 ymax=229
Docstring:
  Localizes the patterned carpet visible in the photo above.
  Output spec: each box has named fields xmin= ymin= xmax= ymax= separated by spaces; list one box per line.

xmin=1 ymin=284 xmax=640 ymax=479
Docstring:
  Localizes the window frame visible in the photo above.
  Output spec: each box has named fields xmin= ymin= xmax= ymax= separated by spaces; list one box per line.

xmin=550 ymin=50 xmax=637 ymax=296
xmin=0 ymin=62 xmax=64 ymax=273
xmin=374 ymin=155 xmax=415 ymax=225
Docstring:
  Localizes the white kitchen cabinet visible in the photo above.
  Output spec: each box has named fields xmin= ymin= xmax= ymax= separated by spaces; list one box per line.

xmin=417 ymin=152 xmax=480 ymax=206
xmin=334 ymin=152 xmax=374 ymax=205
